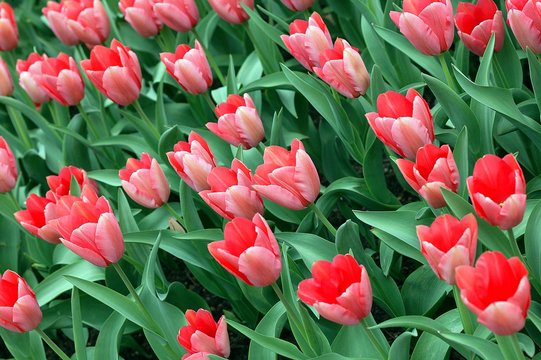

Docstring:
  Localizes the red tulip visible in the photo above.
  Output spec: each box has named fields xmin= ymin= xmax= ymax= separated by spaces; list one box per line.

xmin=55 ymin=185 xmax=124 ymax=267
xmin=0 ymin=136 xmax=17 ymax=193
xmin=119 ymin=0 xmax=162 ymax=37
xmin=396 ymin=144 xmax=459 ymax=208
xmin=281 ymin=12 xmax=333 ymax=71
xmin=46 ymin=165 xmax=98 ymax=199
xmin=207 ymin=0 xmax=254 ymax=24
xmin=16 ymin=53 xmax=50 ymax=106
xmin=467 ymin=154 xmax=526 ymax=230
xmin=153 ymin=0 xmax=199 ymax=33
xmin=208 ymin=214 xmax=281 ymax=286
xmin=0 ymin=57 xmax=13 ymax=96
xmin=507 ymin=0 xmax=541 ymax=53
xmin=280 ymin=0 xmax=314 ymax=11
xmin=313 ymin=38 xmax=370 ymax=98
xmin=167 ymin=132 xmax=217 ymax=192
xmin=199 ymin=159 xmax=264 ymax=220
xmin=456 ymin=251 xmax=530 ymax=335
xmin=417 ymin=214 xmax=478 ymax=284
xmin=298 ymin=254 xmax=372 ymax=325
xmin=178 ymin=309 xmax=230 ymax=359
xmin=15 ymin=194 xmax=60 ymax=243
xmin=0 ymin=270 xmax=42 ymax=333
xmin=253 ymin=139 xmax=320 ymax=210
xmin=119 ymin=153 xmax=170 ymax=208
xmin=0 ymin=2 xmax=18 ymax=51
xmin=390 ymin=0 xmax=454 ymax=55
xmin=455 ymin=0 xmax=504 ymax=56
xmin=42 ymin=0 xmax=110 ymax=47
xmin=365 ymin=89 xmax=434 ymax=159
xmin=81 ymin=39 xmax=142 ymax=106
xmin=160 ymin=42 xmax=212 ymax=94
xmin=207 ymin=94 xmax=265 ymax=149
xmin=38 ymin=53 xmax=85 ymax=106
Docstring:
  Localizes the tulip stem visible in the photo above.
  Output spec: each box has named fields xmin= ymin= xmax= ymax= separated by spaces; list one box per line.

xmin=203 ymin=92 xmax=217 ymax=117
xmin=308 ymin=203 xmax=337 ymax=236
xmin=35 ymin=328 xmax=71 ymax=360
xmin=163 ymin=202 xmax=186 ymax=228
xmin=495 ymin=334 xmax=525 ymax=360
xmin=112 ymin=263 xmax=148 ymax=316
xmin=7 ymin=191 xmax=19 ymax=210
xmin=192 ymin=29 xmax=226 ymax=86
xmin=132 ymin=100 xmax=161 ymax=141
xmin=452 ymin=286 xmax=475 ymax=335
xmin=77 ymin=104 xmax=100 ymax=140
xmin=362 ymin=318 xmax=389 ymax=360
xmin=438 ymin=54 xmax=459 ymax=92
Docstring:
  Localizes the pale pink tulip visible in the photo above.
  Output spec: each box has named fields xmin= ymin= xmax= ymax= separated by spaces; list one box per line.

xmin=281 ymin=0 xmax=314 ymax=11
xmin=153 ymin=0 xmax=199 ymax=32
xmin=16 ymin=53 xmax=50 ymax=106
xmin=507 ymin=0 xmax=541 ymax=53
xmin=207 ymin=0 xmax=254 ymax=24
xmin=0 ymin=58 xmax=13 ymax=96
xmin=119 ymin=0 xmax=162 ymax=37
xmin=0 ymin=2 xmax=18 ymax=51
xmin=38 ymin=53 xmax=85 ymax=106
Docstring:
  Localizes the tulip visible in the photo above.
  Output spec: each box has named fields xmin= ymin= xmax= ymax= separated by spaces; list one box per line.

xmin=207 ymin=0 xmax=254 ymax=24
xmin=14 ymin=194 xmax=61 ymax=244
xmin=81 ymin=39 xmax=142 ymax=106
xmin=199 ymin=159 xmax=264 ymax=220
xmin=119 ymin=153 xmax=170 ymax=208
xmin=16 ymin=53 xmax=50 ymax=106
xmin=0 ymin=2 xmax=18 ymax=51
xmin=253 ymin=139 xmax=320 ymax=210
xmin=153 ymin=0 xmax=199 ymax=33
xmin=0 ymin=57 xmax=13 ymax=96
xmin=298 ymin=254 xmax=372 ymax=325
xmin=467 ymin=154 xmax=526 ymax=230
xmin=55 ymin=185 xmax=124 ymax=267
xmin=365 ymin=89 xmax=434 ymax=159
xmin=507 ymin=0 xmax=541 ymax=53
xmin=390 ymin=0 xmax=454 ymax=55
xmin=38 ymin=53 xmax=85 ymax=106
xmin=208 ymin=214 xmax=281 ymax=286
xmin=455 ymin=0 xmax=504 ymax=56
xmin=417 ymin=214 xmax=478 ymax=284
xmin=119 ymin=0 xmax=162 ymax=37
xmin=0 ymin=136 xmax=17 ymax=193
xmin=160 ymin=42 xmax=212 ymax=94
xmin=281 ymin=12 xmax=332 ymax=71
xmin=207 ymin=94 xmax=265 ymax=149
xmin=280 ymin=0 xmax=314 ymax=11
xmin=47 ymin=165 xmax=98 ymax=199
xmin=42 ymin=0 xmax=110 ymax=47
xmin=396 ymin=144 xmax=459 ymax=208
xmin=313 ymin=38 xmax=370 ymax=98
xmin=167 ymin=131 xmax=217 ymax=192
xmin=0 ymin=270 xmax=42 ymax=333
xmin=178 ymin=309 xmax=230 ymax=359
xmin=455 ymin=251 xmax=530 ymax=335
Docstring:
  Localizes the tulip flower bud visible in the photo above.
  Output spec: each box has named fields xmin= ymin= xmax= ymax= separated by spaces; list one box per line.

xmin=456 ymin=251 xmax=530 ymax=335
xmin=207 ymin=0 xmax=254 ymax=24
xmin=39 ymin=53 xmax=85 ymax=106
xmin=16 ymin=53 xmax=50 ymax=107
xmin=0 ymin=57 xmax=13 ymax=96
xmin=0 ymin=2 xmax=18 ymax=51
xmin=178 ymin=309 xmax=230 ymax=359
xmin=207 ymin=94 xmax=265 ymax=149
xmin=0 ymin=136 xmax=17 ymax=193
xmin=119 ymin=0 xmax=162 ymax=37
xmin=280 ymin=0 xmax=314 ymax=11
xmin=15 ymin=194 xmax=60 ymax=244
xmin=153 ymin=0 xmax=199 ymax=33
xmin=507 ymin=0 xmax=541 ymax=53
xmin=0 ymin=270 xmax=42 ymax=333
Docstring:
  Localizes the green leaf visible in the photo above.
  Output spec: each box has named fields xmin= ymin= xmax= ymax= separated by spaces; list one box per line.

xmin=243 ymin=5 xmax=287 ymax=51
xmin=248 ymin=302 xmax=287 ymax=360
xmin=411 ymin=310 xmax=462 ymax=360
xmin=180 ymin=181 xmax=204 ymax=231
xmin=525 ymin=200 xmax=541 ymax=288
xmin=71 ymin=288 xmax=88 ymax=360
xmin=492 ymin=31 xmax=522 ymax=89
xmin=158 ymin=125 xmax=182 ymax=163
xmin=332 ymin=315 xmax=389 ymax=358
xmin=453 ymin=127 xmax=469 ymax=197
xmin=0 ymin=329 xmax=46 ymax=360
xmin=276 ymin=232 xmax=336 ymax=269
xmin=87 ymin=170 xmax=122 ymax=187
xmin=389 ymin=331 xmax=415 ymax=360
xmin=93 ymin=312 xmax=125 ymax=360
xmin=401 ymin=266 xmax=451 ymax=315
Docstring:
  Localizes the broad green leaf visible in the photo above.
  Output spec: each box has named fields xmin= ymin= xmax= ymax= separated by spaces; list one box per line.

xmin=87 ymin=170 xmax=122 ymax=187
xmin=453 ymin=127 xmax=469 ymax=197
xmin=93 ymin=312 xmax=125 ymax=360
xmin=389 ymin=331 xmax=415 ymax=360
xmin=332 ymin=315 xmax=389 ymax=358
xmin=525 ymin=201 xmax=541 ymax=289
xmin=180 ymin=181 xmax=204 ymax=231
xmin=492 ymin=31 xmax=522 ymax=89
xmin=276 ymin=232 xmax=336 ymax=269
xmin=0 ymin=329 xmax=46 ymax=360
xmin=401 ymin=266 xmax=451 ymax=315
xmin=248 ymin=302 xmax=287 ymax=360
xmin=411 ymin=310 xmax=462 ymax=360
xmin=72 ymin=288 xmax=88 ymax=360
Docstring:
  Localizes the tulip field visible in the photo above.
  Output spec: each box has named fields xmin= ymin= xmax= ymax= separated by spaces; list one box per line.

xmin=2 ymin=0 xmax=541 ymax=359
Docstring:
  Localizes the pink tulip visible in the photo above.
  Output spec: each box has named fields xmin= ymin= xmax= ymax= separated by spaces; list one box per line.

xmin=207 ymin=94 xmax=265 ymax=149
xmin=365 ymin=89 xmax=434 ymax=159
xmin=0 ymin=136 xmax=17 ymax=193
xmin=467 ymin=154 xmax=526 ymax=230
xmin=119 ymin=153 xmax=170 ymax=208
xmin=0 ymin=2 xmax=18 ymax=51
xmin=207 ymin=0 xmax=254 ymax=24
xmin=81 ymin=39 xmax=142 ymax=106
xmin=167 ymin=131 xmax=217 ymax=192
xmin=119 ymin=0 xmax=162 ymax=37
xmin=281 ymin=12 xmax=332 ymax=71
xmin=178 ymin=309 xmax=230 ymax=359
xmin=160 ymin=42 xmax=212 ymax=94
xmin=208 ymin=214 xmax=281 ymax=286
xmin=0 ymin=57 xmax=13 ymax=96
xmin=313 ymin=38 xmax=370 ymax=98
xmin=153 ymin=0 xmax=199 ymax=32
xmin=46 ymin=165 xmax=98 ymax=199
xmin=199 ymin=159 xmax=264 ymax=220
xmin=16 ymin=53 xmax=50 ymax=106
xmin=390 ymin=0 xmax=454 ymax=55
xmin=417 ymin=214 xmax=478 ymax=284
xmin=0 ymin=270 xmax=42 ymax=333
xmin=455 ymin=0 xmax=504 ymax=56
xmin=38 ymin=53 xmax=85 ymax=106
xmin=253 ymin=139 xmax=320 ymax=210
xmin=42 ymin=0 xmax=110 ymax=47
xmin=507 ymin=0 xmax=541 ymax=53
xmin=396 ymin=144 xmax=459 ymax=208
xmin=15 ymin=194 xmax=61 ymax=244
xmin=280 ymin=0 xmax=314 ymax=11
